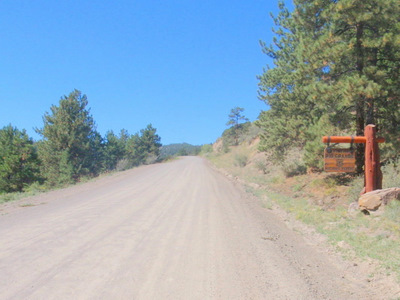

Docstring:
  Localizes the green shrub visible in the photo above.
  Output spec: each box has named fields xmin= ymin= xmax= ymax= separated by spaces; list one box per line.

xmin=279 ymin=147 xmax=307 ymax=177
xmin=222 ymin=142 xmax=231 ymax=153
xmin=116 ymin=159 xmax=131 ymax=171
xmin=282 ymin=161 xmax=307 ymax=177
xmin=145 ymin=154 xmax=158 ymax=165
xmin=234 ymin=154 xmax=248 ymax=168
xmin=23 ymin=181 xmax=47 ymax=194
xmin=255 ymin=159 xmax=268 ymax=174
xmin=0 ymin=193 xmax=20 ymax=204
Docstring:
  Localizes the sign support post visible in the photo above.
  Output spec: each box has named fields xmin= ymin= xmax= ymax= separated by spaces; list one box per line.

xmin=364 ymin=125 xmax=383 ymax=192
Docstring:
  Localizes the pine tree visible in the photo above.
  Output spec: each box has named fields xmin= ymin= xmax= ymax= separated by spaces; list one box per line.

xmin=126 ymin=124 xmax=162 ymax=166
xmin=226 ymin=107 xmax=249 ymax=146
xmin=321 ymin=0 xmax=400 ymax=168
xmin=36 ymin=90 xmax=100 ymax=185
xmin=257 ymin=1 xmax=329 ymax=161
xmin=103 ymin=130 xmax=126 ymax=171
xmin=126 ymin=133 xmax=142 ymax=167
xmin=0 ymin=125 xmax=40 ymax=192
xmin=257 ymin=0 xmax=400 ymax=169
xmin=87 ymin=130 xmax=104 ymax=175
xmin=139 ymin=124 xmax=162 ymax=160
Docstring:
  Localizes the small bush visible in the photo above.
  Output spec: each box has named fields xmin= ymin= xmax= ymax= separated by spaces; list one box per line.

xmin=145 ymin=154 xmax=158 ymax=165
xmin=234 ymin=154 xmax=248 ymax=168
xmin=0 ymin=193 xmax=20 ymax=204
xmin=222 ymin=142 xmax=230 ymax=153
xmin=282 ymin=161 xmax=307 ymax=177
xmin=23 ymin=181 xmax=47 ymax=195
xmin=116 ymin=159 xmax=131 ymax=171
xmin=323 ymin=177 xmax=338 ymax=188
xmin=255 ymin=159 xmax=268 ymax=174
xmin=280 ymin=147 xmax=307 ymax=177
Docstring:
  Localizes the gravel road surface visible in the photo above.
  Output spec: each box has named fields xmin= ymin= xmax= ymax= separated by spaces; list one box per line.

xmin=0 ymin=157 xmax=394 ymax=299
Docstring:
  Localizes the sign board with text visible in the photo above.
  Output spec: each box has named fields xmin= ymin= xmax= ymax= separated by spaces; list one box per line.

xmin=324 ymin=148 xmax=356 ymax=173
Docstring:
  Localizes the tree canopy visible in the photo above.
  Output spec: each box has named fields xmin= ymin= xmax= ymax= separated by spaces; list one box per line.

xmin=6 ymin=89 xmax=164 ymax=190
xmin=36 ymin=90 xmax=99 ymax=185
xmin=0 ymin=125 xmax=40 ymax=192
xmin=257 ymin=0 xmax=400 ymax=170
xmin=126 ymin=124 xmax=162 ymax=166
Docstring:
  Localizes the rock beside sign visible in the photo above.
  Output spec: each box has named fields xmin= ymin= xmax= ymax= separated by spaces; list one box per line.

xmin=358 ymin=188 xmax=400 ymax=211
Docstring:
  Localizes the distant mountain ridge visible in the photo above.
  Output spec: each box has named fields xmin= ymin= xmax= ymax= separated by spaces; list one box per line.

xmin=160 ymin=143 xmax=201 ymax=158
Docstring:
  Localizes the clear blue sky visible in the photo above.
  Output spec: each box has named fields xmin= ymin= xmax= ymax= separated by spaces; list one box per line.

xmin=1 ymin=0 xmax=292 ymax=145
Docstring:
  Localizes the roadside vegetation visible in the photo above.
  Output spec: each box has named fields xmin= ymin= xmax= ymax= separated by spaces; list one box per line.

xmin=211 ymin=0 xmax=400 ymax=280
xmin=257 ymin=0 xmax=400 ymax=173
xmin=204 ymin=126 xmax=400 ymax=280
xmin=0 ymin=89 xmax=162 ymax=202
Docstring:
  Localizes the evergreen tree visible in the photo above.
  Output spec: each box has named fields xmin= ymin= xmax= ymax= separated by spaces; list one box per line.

xmin=103 ymin=130 xmax=126 ymax=171
xmin=257 ymin=1 xmax=323 ymax=161
xmin=88 ymin=130 xmax=104 ymax=175
xmin=126 ymin=133 xmax=141 ymax=167
xmin=0 ymin=125 xmax=40 ymax=192
xmin=119 ymin=129 xmax=130 ymax=152
xmin=139 ymin=124 xmax=162 ymax=159
xmin=36 ymin=90 xmax=100 ymax=185
xmin=320 ymin=0 xmax=400 ymax=169
xmin=257 ymin=0 xmax=400 ymax=169
xmin=226 ymin=107 xmax=249 ymax=145
xmin=126 ymin=124 xmax=162 ymax=166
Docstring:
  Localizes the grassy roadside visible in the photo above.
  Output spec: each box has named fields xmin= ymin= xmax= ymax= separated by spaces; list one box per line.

xmin=0 ymin=158 xmax=179 ymax=206
xmin=0 ymin=182 xmax=48 ymax=205
xmin=0 ymin=170 xmax=118 ymax=205
xmin=0 ymin=170 xmax=114 ymax=205
xmin=204 ymin=140 xmax=400 ymax=280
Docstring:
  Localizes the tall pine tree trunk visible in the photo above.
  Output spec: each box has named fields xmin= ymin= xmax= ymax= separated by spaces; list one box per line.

xmin=356 ymin=99 xmax=365 ymax=174
xmin=355 ymin=22 xmax=365 ymax=174
xmin=365 ymin=48 xmax=378 ymax=126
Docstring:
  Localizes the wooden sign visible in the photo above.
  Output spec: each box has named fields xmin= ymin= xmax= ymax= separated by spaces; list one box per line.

xmin=322 ymin=126 xmax=385 ymax=192
xmin=324 ymin=148 xmax=356 ymax=173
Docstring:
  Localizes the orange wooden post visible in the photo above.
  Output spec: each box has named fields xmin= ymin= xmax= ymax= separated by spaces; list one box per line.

xmin=364 ymin=125 xmax=382 ymax=193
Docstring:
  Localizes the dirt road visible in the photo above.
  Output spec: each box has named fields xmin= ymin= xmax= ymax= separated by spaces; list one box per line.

xmin=0 ymin=157 xmax=394 ymax=299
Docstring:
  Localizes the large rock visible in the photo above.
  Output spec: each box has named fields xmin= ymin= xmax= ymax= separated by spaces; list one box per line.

xmin=358 ymin=188 xmax=400 ymax=211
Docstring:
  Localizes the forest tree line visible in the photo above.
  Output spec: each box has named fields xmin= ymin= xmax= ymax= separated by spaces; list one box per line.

xmin=257 ymin=0 xmax=400 ymax=172
xmin=0 ymin=89 xmax=162 ymax=193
